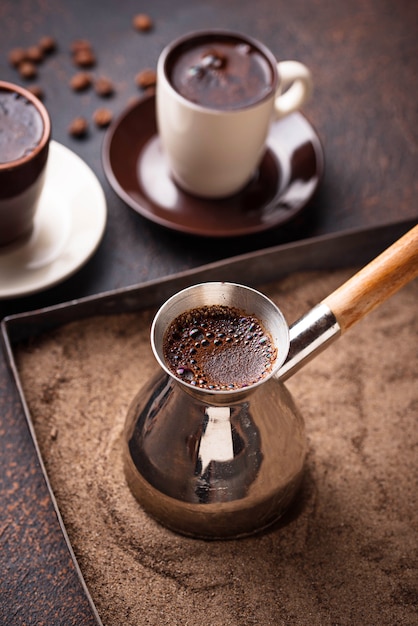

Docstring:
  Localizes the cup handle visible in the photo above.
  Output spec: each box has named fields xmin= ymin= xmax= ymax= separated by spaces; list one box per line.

xmin=275 ymin=61 xmax=313 ymax=118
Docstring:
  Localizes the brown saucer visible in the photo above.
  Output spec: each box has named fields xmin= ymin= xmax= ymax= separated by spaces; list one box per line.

xmin=102 ymin=94 xmax=324 ymax=238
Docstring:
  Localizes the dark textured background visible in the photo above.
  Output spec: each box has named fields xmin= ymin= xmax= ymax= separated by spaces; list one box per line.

xmin=1 ymin=0 xmax=417 ymax=624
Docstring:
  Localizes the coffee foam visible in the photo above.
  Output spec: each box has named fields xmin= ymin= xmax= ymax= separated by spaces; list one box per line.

xmin=166 ymin=35 xmax=273 ymax=110
xmin=163 ymin=305 xmax=277 ymax=390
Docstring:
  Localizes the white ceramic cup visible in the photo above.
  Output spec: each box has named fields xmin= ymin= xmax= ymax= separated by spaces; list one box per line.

xmin=156 ymin=30 xmax=313 ymax=198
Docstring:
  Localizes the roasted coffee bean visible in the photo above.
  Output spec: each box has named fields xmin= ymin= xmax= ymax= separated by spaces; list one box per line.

xmin=27 ymin=85 xmax=44 ymax=100
xmin=70 ymin=39 xmax=93 ymax=54
xmin=69 ymin=72 xmax=92 ymax=91
xmin=18 ymin=61 xmax=37 ymax=79
xmin=73 ymin=48 xmax=96 ymax=68
xmin=8 ymin=47 xmax=27 ymax=67
xmin=135 ymin=68 xmax=156 ymax=89
xmin=38 ymin=36 xmax=57 ymax=53
xmin=132 ymin=13 xmax=153 ymax=32
xmin=94 ymin=76 xmax=114 ymax=97
xmin=68 ymin=116 xmax=89 ymax=137
xmin=93 ymin=107 xmax=113 ymax=127
xmin=26 ymin=45 xmax=44 ymax=64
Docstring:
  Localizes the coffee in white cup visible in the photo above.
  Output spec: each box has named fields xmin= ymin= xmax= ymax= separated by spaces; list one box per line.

xmin=156 ymin=30 xmax=313 ymax=198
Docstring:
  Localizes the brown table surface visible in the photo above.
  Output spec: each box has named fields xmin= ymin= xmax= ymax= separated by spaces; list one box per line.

xmin=0 ymin=0 xmax=417 ymax=624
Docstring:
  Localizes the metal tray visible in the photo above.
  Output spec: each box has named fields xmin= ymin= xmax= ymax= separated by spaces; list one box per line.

xmin=1 ymin=217 xmax=414 ymax=625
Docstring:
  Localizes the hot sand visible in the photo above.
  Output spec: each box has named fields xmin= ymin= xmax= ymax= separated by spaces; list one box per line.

xmin=16 ymin=270 xmax=418 ymax=626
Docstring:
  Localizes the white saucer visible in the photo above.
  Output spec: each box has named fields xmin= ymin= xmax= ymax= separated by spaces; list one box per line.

xmin=0 ymin=141 xmax=107 ymax=299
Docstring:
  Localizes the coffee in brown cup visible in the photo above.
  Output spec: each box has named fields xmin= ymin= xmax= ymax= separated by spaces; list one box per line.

xmin=0 ymin=81 xmax=51 ymax=246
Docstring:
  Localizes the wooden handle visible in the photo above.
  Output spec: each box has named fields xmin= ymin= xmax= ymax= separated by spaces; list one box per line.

xmin=322 ymin=223 xmax=418 ymax=333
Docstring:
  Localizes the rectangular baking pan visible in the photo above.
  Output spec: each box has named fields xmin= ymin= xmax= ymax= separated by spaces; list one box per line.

xmin=1 ymin=217 xmax=415 ymax=625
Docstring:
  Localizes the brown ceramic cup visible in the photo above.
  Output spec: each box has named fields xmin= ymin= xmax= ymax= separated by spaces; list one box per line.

xmin=0 ymin=81 xmax=51 ymax=246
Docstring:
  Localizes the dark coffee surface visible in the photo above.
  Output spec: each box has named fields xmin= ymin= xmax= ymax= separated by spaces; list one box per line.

xmin=163 ymin=305 xmax=277 ymax=389
xmin=167 ymin=37 xmax=273 ymax=110
xmin=0 ymin=90 xmax=44 ymax=163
